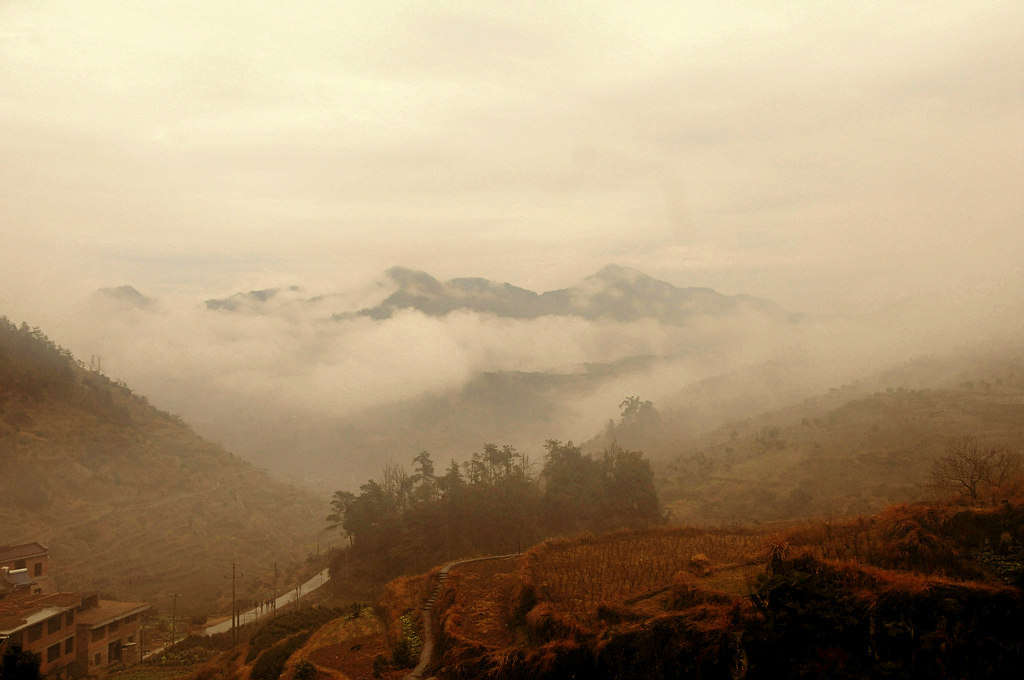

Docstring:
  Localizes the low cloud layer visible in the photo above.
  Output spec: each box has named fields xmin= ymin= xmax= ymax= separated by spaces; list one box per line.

xmin=39 ymin=265 xmax=1021 ymax=489
xmin=2 ymin=2 xmax=1022 ymax=485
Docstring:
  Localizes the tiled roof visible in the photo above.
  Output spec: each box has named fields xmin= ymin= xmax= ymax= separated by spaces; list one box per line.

xmin=76 ymin=600 xmax=150 ymax=628
xmin=0 ymin=543 xmax=48 ymax=563
xmin=0 ymin=592 xmax=80 ymax=635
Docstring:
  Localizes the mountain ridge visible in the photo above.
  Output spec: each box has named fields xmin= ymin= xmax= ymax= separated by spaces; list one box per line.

xmin=191 ymin=265 xmax=791 ymax=325
xmin=352 ymin=264 xmax=791 ymax=323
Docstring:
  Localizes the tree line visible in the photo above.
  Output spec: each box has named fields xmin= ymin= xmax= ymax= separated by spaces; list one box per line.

xmin=327 ymin=439 xmax=664 ymax=586
xmin=0 ymin=316 xmax=77 ymax=403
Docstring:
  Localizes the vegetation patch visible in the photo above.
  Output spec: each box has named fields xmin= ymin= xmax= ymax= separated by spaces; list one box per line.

xmin=250 ymin=631 xmax=312 ymax=680
xmin=425 ymin=501 xmax=1024 ymax=679
xmin=245 ymin=607 xmax=344 ymax=663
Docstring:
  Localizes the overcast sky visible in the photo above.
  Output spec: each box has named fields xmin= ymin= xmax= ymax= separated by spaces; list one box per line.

xmin=2 ymin=0 xmax=1022 ymax=325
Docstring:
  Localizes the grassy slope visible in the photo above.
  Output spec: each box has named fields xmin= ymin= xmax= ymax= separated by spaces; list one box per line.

xmin=143 ymin=504 xmax=1024 ymax=680
xmin=655 ymin=356 xmax=1024 ymax=524
xmin=423 ymin=502 xmax=1024 ymax=679
xmin=0 ymin=322 xmax=325 ymax=616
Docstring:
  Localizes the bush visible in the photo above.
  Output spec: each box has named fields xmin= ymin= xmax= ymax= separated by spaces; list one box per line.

xmin=246 ymin=607 xmax=342 ymax=663
xmin=250 ymin=632 xmax=312 ymax=680
xmin=391 ymin=638 xmax=414 ymax=668
xmin=371 ymin=654 xmax=389 ymax=678
xmin=293 ymin=659 xmax=316 ymax=680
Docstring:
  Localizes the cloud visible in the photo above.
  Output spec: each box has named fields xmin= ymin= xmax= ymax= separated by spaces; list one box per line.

xmin=2 ymin=0 xmax=1023 ymax=477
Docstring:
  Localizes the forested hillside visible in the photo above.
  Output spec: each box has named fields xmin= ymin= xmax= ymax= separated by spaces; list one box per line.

xmin=0 ymin=316 xmax=324 ymax=614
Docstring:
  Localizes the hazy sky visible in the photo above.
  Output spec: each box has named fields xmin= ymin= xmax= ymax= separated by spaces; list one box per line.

xmin=2 ymin=0 xmax=1022 ymax=323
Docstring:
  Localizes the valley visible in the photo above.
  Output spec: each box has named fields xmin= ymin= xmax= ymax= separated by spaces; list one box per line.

xmin=4 ymin=272 xmax=1024 ymax=680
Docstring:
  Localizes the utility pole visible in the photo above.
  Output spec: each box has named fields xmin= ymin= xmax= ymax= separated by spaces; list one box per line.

xmin=224 ymin=563 xmax=242 ymax=645
xmin=170 ymin=593 xmax=179 ymax=647
xmin=273 ymin=562 xmax=278 ymax=613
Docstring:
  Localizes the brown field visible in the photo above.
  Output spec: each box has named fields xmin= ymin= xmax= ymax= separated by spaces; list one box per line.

xmin=523 ymin=526 xmax=773 ymax=622
xmin=426 ymin=502 xmax=1024 ymax=679
xmin=296 ymin=612 xmax=406 ymax=680
xmin=445 ymin=557 xmax=523 ymax=647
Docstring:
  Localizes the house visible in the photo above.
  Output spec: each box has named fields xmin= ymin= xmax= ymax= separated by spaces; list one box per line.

xmin=0 ymin=543 xmax=150 ymax=679
xmin=74 ymin=593 xmax=150 ymax=678
xmin=0 ymin=543 xmax=53 ymax=595
xmin=0 ymin=543 xmax=49 ymax=578
xmin=0 ymin=590 xmax=82 ymax=679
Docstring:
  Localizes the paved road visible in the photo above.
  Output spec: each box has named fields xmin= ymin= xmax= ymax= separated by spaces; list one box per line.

xmin=203 ymin=567 xmax=331 ymax=635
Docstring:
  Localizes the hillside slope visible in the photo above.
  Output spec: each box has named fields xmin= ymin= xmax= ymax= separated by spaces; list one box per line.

xmin=420 ymin=503 xmax=1024 ymax=679
xmin=652 ymin=348 xmax=1024 ymax=523
xmin=0 ymin=317 xmax=325 ymax=614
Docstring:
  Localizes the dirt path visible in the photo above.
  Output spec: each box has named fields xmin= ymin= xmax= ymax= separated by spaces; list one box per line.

xmin=404 ymin=553 xmax=519 ymax=680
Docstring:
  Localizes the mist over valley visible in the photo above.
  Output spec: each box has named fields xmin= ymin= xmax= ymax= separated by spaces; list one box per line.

xmin=3 ymin=1 xmax=1024 ymax=677
xmin=46 ymin=263 xmax=1019 ymax=495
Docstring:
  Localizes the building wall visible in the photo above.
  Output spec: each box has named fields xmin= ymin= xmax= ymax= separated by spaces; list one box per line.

xmin=0 ymin=553 xmax=48 ymax=578
xmin=20 ymin=608 xmax=77 ymax=679
xmin=76 ymin=613 xmax=144 ymax=678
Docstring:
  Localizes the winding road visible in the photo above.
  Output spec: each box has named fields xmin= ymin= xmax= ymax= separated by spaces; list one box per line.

xmin=203 ymin=567 xmax=331 ymax=635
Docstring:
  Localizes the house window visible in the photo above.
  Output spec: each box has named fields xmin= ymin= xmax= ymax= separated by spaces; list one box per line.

xmin=94 ymin=653 xmax=101 ymax=667
xmin=48 ymin=615 xmax=62 ymax=634
xmin=109 ymin=620 xmax=119 ymax=634
xmin=65 ymin=637 xmax=74 ymax=655
xmin=34 ymin=562 xmax=42 ymax=576
xmin=91 ymin=626 xmax=105 ymax=642
xmin=27 ymin=623 xmax=42 ymax=643
xmin=14 ymin=559 xmax=25 ymax=569
xmin=47 ymin=643 xmax=61 ymax=663
xmin=65 ymin=611 xmax=74 ymax=626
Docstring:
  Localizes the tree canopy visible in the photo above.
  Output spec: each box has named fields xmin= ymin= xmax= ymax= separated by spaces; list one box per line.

xmin=327 ymin=440 xmax=664 ymax=585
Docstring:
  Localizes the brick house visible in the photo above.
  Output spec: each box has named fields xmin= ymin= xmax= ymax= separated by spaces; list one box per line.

xmin=0 ymin=543 xmax=150 ymax=679
xmin=0 ymin=591 xmax=82 ymax=679
xmin=74 ymin=593 xmax=150 ymax=677
xmin=0 ymin=542 xmax=49 ymax=579
xmin=0 ymin=542 xmax=54 ymax=595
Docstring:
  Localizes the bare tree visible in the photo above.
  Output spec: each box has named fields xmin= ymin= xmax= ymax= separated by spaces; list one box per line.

xmin=931 ymin=437 xmax=1022 ymax=504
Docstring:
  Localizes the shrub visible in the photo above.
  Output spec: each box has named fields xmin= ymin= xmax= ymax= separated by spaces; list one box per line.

xmin=391 ymin=638 xmax=414 ymax=668
xmin=250 ymin=632 xmax=312 ymax=680
xmin=292 ymin=659 xmax=316 ymax=680
xmin=246 ymin=607 xmax=341 ymax=663
xmin=371 ymin=654 xmax=389 ymax=678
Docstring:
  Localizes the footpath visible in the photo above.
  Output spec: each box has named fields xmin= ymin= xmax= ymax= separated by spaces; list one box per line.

xmin=404 ymin=553 xmax=519 ymax=680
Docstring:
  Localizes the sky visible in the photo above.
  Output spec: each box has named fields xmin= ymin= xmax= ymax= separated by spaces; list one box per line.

xmin=2 ymin=0 xmax=1023 ymax=487
xmin=1 ymin=0 xmax=1021 ymax=325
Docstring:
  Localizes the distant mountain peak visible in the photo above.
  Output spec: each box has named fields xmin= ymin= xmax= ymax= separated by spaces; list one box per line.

xmin=205 ymin=286 xmax=304 ymax=311
xmin=590 ymin=263 xmax=650 ymax=283
xmin=203 ymin=266 xmax=787 ymax=324
xmin=356 ymin=265 xmax=786 ymax=324
xmin=93 ymin=285 xmax=156 ymax=310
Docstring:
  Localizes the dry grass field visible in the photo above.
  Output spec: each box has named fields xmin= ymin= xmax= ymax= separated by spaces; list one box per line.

xmin=522 ymin=527 xmax=772 ymax=623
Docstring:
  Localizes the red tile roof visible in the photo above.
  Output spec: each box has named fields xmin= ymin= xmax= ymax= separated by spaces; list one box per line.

xmin=0 ymin=591 xmax=80 ymax=635
xmin=76 ymin=600 xmax=150 ymax=628
xmin=0 ymin=543 xmax=48 ymax=563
